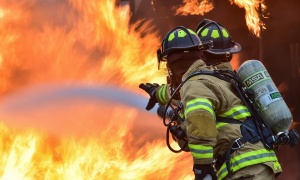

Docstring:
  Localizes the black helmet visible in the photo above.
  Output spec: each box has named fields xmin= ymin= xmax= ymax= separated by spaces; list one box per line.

xmin=196 ymin=19 xmax=241 ymax=55
xmin=157 ymin=26 xmax=209 ymax=69
xmin=162 ymin=26 xmax=202 ymax=56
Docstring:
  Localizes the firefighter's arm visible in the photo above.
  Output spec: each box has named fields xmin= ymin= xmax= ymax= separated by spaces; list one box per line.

xmin=139 ymin=83 xmax=172 ymax=110
xmin=186 ymin=111 xmax=217 ymax=164
xmin=181 ymin=80 xmax=219 ymax=164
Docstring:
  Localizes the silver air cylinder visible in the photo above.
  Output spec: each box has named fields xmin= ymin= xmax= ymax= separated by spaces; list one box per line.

xmin=237 ymin=60 xmax=293 ymax=133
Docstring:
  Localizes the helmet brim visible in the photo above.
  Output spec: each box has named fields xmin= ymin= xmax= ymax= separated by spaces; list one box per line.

xmin=161 ymin=40 xmax=213 ymax=60
xmin=161 ymin=44 xmax=202 ymax=60
xmin=205 ymin=42 xmax=242 ymax=55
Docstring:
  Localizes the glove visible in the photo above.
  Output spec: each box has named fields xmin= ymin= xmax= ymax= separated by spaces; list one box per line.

xmin=193 ymin=164 xmax=217 ymax=180
xmin=139 ymin=83 xmax=159 ymax=110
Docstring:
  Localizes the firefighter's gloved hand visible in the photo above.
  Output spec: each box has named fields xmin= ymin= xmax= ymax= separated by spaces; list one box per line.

xmin=193 ymin=164 xmax=217 ymax=180
xmin=139 ymin=83 xmax=159 ymax=111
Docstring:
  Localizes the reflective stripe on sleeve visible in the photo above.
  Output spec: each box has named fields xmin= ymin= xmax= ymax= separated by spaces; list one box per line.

xmin=185 ymin=98 xmax=215 ymax=118
xmin=157 ymin=85 xmax=168 ymax=104
xmin=188 ymin=144 xmax=214 ymax=159
xmin=216 ymin=122 xmax=228 ymax=128
xmin=274 ymin=161 xmax=281 ymax=171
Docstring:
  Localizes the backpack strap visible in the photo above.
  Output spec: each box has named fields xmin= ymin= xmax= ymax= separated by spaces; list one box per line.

xmin=215 ymin=117 xmax=262 ymax=178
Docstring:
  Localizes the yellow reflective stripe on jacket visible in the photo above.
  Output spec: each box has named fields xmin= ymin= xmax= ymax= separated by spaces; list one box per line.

xmin=216 ymin=122 xmax=228 ymax=128
xmin=185 ymin=98 xmax=215 ymax=118
xmin=217 ymin=149 xmax=278 ymax=180
xmin=188 ymin=144 xmax=214 ymax=159
xmin=274 ymin=161 xmax=281 ymax=171
xmin=219 ymin=105 xmax=250 ymax=119
xmin=157 ymin=85 xmax=168 ymax=104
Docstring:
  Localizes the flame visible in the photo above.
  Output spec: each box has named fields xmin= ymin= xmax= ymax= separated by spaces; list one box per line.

xmin=0 ymin=88 xmax=193 ymax=179
xmin=0 ymin=0 xmax=166 ymax=96
xmin=0 ymin=116 xmax=192 ymax=179
xmin=230 ymin=0 xmax=266 ymax=37
xmin=175 ymin=0 xmax=267 ymax=37
xmin=175 ymin=0 xmax=214 ymax=16
xmin=0 ymin=0 xmax=191 ymax=179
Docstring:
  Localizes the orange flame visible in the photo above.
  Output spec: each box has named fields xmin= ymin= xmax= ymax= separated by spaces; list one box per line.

xmin=0 ymin=87 xmax=193 ymax=179
xmin=175 ymin=0 xmax=214 ymax=16
xmin=0 ymin=0 xmax=190 ymax=179
xmin=175 ymin=0 xmax=266 ymax=37
xmin=0 ymin=0 xmax=166 ymax=96
xmin=230 ymin=0 xmax=266 ymax=37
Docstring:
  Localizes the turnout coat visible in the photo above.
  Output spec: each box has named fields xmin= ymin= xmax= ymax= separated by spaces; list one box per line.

xmin=155 ymin=60 xmax=281 ymax=179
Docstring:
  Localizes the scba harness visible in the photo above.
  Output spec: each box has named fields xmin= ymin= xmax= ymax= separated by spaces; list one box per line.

xmin=160 ymin=68 xmax=299 ymax=177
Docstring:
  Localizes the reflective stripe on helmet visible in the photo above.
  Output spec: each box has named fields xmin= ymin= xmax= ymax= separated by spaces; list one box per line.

xmin=162 ymin=26 xmax=202 ymax=56
xmin=222 ymin=29 xmax=229 ymax=38
xmin=200 ymin=28 xmax=209 ymax=36
xmin=168 ymin=29 xmax=197 ymax=41
xmin=200 ymin=28 xmax=228 ymax=39
xmin=168 ymin=33 xmax=175 ymax=41
xmin=188 ymin=29 xmax=197 ymax=34
xmin=178 ymin=30 xmax=187 ymax=37
xmin=211 ymin=30 xmax=220 ymax=38
xmin=188 ymin=144 xmax=214 ymax=159
xmin=185 ymin=98 xmax=215 ymax=119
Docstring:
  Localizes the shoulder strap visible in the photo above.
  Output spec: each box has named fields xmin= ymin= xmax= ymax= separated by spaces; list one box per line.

xmin=216 ymin=116 xmax=243 ymax=124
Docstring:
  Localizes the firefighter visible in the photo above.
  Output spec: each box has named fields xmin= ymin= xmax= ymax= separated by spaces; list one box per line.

xmin=196 ymin=19 xmax=282 ymax=179
xmin=139 ymin=20 xmax=281 ymax=180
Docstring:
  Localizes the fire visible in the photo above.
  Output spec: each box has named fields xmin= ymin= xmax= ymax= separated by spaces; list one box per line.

xmin=0 ymin=0 xmax=165 ymax=96
xmin=0 ymin=0 xmax=190 ymax=179
xmin=0 ymin=96 xmax=193 ymax=179
xmin=175 ymin=0 xmax=214 ymax=16
xmin=230 ymin=0 xmax=266 ymax=37
xmin=175 ymin=0 xmax=267 ymax=37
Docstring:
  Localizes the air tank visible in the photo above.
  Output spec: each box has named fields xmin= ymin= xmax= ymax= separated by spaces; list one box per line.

xmin=237 ymin=60 xmax=293 ymax=134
